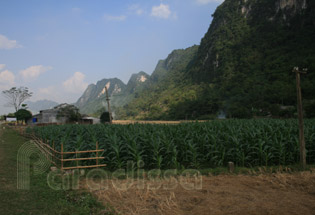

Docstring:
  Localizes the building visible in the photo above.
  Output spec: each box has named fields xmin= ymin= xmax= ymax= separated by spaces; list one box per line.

xmin=81 ymin=117 xmax=100 ymax=124
xmin=5 ymin=117 xmax=17 ymax=122
xmin=28 ymin=103 xmax=69 ymax=125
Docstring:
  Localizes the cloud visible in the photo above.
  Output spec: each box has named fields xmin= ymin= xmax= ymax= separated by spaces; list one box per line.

xmin=0 ymin=70 xmax=15 ymax=85
xmin=103 ymin=14 xmax=127 ymax=21
xmin=72 ymin=7 xmax=81 ymax=13
xmin=195 ymin=0 xmax=224 ymax=5
xmin=0 ymin=34 xmax=22 ymax=50
xmin=38 ymin=86 xmax=55 ymax=96
xmin=0 ymin=70 xmax=15 ymax=90
xmin=63 ymin=72 xmax=88 ymax=93
xmin=0 ymin=64 xmax=5 ymax=70
xmin=128 ymin=4 xmax=144 ymax=15
xmin=35 ymin=86 xmax=60 ymax=102
xmin=20 ymin=65 xmax=52 ymax=81
xmin=151 ymin=4 xmax=172 ymax=19
xmin=135 ymin=9 xmax=144 ymax=15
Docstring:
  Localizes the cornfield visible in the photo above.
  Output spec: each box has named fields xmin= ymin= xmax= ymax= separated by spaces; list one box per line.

xmin=26 ymin=119 xmax=315 ymax=169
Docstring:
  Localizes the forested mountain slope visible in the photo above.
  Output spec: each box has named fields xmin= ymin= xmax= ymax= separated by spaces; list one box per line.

xmin=77 ymin=0 xmax=315 ymax=119
xmin=118 ymin=0 xmax=315 ymax=119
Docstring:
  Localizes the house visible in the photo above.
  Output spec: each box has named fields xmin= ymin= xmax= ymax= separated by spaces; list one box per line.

xmin=28 ymin=103 xmax=70 ymax=125
xmin=81 ymin=117 xmax=100 ymax=124
xmin=5 ymin=116 xmax=17 ymax=122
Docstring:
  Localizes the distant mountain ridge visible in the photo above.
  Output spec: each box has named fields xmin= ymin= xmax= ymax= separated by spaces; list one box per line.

xmin=76 ymin=0 xmax=315 ymax=119
xmin=75 ymin=45 xmax=199 ymax=117
xmin=25 ymin=100 xmax=59 ymax=113
xmin=115 ymin=0 xmax=315 ymax=120
xmin=75 ymin=72 xmax=149 ymax=114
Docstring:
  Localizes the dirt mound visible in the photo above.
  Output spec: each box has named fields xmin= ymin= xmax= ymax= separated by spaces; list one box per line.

xmin=86 ymin=171 xmax=315 ymax=215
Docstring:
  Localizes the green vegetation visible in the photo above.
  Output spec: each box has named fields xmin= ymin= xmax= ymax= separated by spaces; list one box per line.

xmin=26 ymin=119 xmax=315 ymax=170
xmin=186 ymin=0 xmax=315 ymax=119
xmin=100 ymin=111 xmax=111 ymax=123
xmin=15 ymin=109 xmax=32 ymax=122
xmin=75 ymin=78 xmax=128 ymax=115
xmin=0 ymin=127 xmax=115 ymax=215
xmin=115 ymin=46 xmax=200 ymax=120
xmin=113 ymin=0 xmax=315 ymax=120
xmin=57 ymin=104 xmax=82 ymax=123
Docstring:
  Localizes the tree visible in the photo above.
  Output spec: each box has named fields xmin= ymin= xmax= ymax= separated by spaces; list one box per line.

xmin=94 ymin=107 xmax=107 ymax=117
xmin=304 ymin=99 xmax=315 ymax=118
xmin=100 ymin=112 xmax=111 ymax=123
xmin=2 ymin=87 xmax=33 ymax=112
xmin=15 ymin=109 xmax=32 ymax=123
xmin=57 ymin=104 xmax=81 ymax=123
xmin=21 ymin=104 xmax=28 ymax=109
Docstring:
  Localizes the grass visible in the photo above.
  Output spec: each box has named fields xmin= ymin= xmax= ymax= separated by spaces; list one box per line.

xmin=0 ymin=126 xmax=117 ymax=215
xmin=2 ymin=124 xmax=314 ymax=214
xmin=198 ymin=164 xmax=315 ymax=176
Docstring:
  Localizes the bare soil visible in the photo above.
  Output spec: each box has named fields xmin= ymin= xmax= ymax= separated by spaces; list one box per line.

xmin=86 ymin=171 xmax=315 ymax=215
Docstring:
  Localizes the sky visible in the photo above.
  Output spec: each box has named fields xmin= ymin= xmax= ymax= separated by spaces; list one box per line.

xmin=0 ymin=0 xmax=223 ymax=114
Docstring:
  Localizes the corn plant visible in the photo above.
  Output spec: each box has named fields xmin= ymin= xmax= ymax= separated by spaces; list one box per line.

xmin=25 ymin=119 xmax=315 ymax=169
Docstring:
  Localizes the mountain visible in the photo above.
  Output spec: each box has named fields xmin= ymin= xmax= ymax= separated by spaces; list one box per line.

xmin=75 ymin=78 xmax=126 ymax=114
xmin=25 ymin=100 xmax=59 ymax=113
xmin=76 ymin=0 xmax=315 ymax=119
xmin=186 ymin=0 xmax=315 ymax=118
xmin=118 ymin=0 xmax=315 ymax=119
xmin=75 ymin=72 xmax=150 ymax=115
xmin=126 ymin=71 xmax=149 ymax=94
xmin=115 ymin=45 xmax=200 ymax=119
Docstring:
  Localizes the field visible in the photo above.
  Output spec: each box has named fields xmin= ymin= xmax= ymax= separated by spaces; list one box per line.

xmin=87 ymin=170 xmax=315 ymax=215
xmin=26 ymin=119 xmax=315 ymax=170
xmin=3 ymin=121 xmax=315 ymax=215
xmin=0 ymin=125 xmax=113 ymax=215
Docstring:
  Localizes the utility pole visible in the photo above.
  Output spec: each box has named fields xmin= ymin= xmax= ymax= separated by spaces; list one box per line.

xmin=105 ymin=86 xmax=112 ymax=124
xmin=293 ymin=67 xmax=307 ymax=169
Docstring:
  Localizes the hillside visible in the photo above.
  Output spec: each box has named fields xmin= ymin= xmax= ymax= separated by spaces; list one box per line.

xmin=77 ymin=0 xmax=315 ymax=119
xmin=187 ymin=0 xmax=315 ymax=118
xmin=75 ymin=72 xmax=149 ymax=115
xmin=115 ymin=45 xmax=200 ymax=119
xmin=118 ymin=0 xmax=315 ymax=120
xmin=25 ymin=100 xmax=59 ymax=114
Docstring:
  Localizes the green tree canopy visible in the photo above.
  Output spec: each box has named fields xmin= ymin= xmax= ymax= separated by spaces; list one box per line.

xmin=100 ymin=112 xmax=111 ymax=123
xmin=15 ymin=109 xmax=32 ymax=122
xmin=57 ymin=105 xmax=82 ymax=123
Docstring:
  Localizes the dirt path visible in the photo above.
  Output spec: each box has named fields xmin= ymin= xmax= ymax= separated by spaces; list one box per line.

xmin=88 ymin=171 xmax=315 ymax=215
xmin=0 ymin=126 xmax=5 ymax=165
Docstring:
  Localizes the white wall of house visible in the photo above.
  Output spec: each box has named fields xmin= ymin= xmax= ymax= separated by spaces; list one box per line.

xmin=6 ymin=117 xmax=17 ymax=122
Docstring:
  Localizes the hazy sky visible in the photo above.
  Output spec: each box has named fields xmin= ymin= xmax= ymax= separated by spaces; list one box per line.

xmin=0 ymin=0 xmax=223 ymax=114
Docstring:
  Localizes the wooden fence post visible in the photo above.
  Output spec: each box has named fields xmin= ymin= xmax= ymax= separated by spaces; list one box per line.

xmin=52 ymin=141 xmax=55 ymax=165
xmin=61 ymin=143 xmax=64 ymax=170
xmin=96 ymin=142 xmax=99 ymax=168
xmin=228 ymin=162 xmax=235 ymax=173
xmin=293 ymin=67 xmax=307 ymax=169
xmin=76 ymin=150 xmax=78 ymax=168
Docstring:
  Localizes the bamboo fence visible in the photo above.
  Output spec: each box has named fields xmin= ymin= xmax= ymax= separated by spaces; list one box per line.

xmin=15 ymin=126 xmax=107 ymax=170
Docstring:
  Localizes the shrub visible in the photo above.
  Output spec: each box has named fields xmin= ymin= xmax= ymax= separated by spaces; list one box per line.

xmin=100 ymin=112 xmax=111 ymax=123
